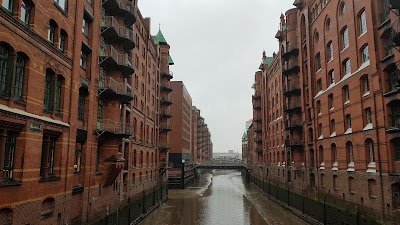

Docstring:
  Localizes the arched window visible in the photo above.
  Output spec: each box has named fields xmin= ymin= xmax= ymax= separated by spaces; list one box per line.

xmin=41 ymin=198 xmax=55 ymax=217
xmin=59 ymin=30 xmax=67 ymax=54
xmin=326 ymin=18 xmax=331 ymax=31
xmin=343 ymin=85 xmax=350 ymax=103
xmin=0 ymin=208 xmax=13 ymax=225
xmin=346 ymin=142 xmax=354 ymax=164
xmin=140 ymin=151 xmax=143 ymax=167
xmin=0 ymin=44 xmax=9 ymax=94
xmin=361 ymin=45 xmax=370 ymax=63
xmin=365 ymin=139 xmax=375 ymax=163
xmin=44 ymin=69 xmax=53 ymax=109
xmin=359 ymin=9 xmax=367 ymax=35
xmin=133 ymin=150 xmax=137 ymax=167
xmin=327 ymin=42 xmax=333 ymax=62
xmin=328 ymin=94 xmax=334 ymax=110
xmin=331 ymin=144 xmax=337 ymax=163
xmin=342 ymin=58 xmax=351 ymax=76
xmin=340 ymin=2 xmax=346 ymax=15
xmin=14 ymin=53 xmax=26 ymax=100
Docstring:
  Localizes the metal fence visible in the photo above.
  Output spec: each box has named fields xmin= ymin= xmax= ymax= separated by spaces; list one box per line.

xmin=250 ymin=175 xmax=383 ymax=225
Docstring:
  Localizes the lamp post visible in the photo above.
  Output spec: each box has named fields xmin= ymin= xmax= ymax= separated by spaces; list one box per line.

xmin=181 ymin=159 xmax=185 ymax=189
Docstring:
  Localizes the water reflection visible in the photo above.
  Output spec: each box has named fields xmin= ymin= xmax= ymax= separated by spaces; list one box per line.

xmin=139 ymin=170 xmax=307 ymax=225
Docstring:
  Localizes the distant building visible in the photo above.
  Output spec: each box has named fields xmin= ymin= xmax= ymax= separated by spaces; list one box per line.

xmin=214 ymin=150 xmax=241 ymax=160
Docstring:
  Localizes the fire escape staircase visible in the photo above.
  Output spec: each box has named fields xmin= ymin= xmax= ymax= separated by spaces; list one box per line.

xmin=103 ymin=155 xmax=125 ymax=187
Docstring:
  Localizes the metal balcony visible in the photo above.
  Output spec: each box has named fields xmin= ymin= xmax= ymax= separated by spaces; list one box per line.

xmin=285 ymin=119 xmax=303 ymax=130
xmin=159 ymin=142 xmax=171 ymax=151
xmin=98 ymin=77 xmax=133 ymax=103
xmin=160 ymin=109 xmax=172 ymax=118
xmin=282 ymin=59 xmax=300 ymax=76
xmin=282 ymin=43 xmax=299 ymax=61
xmin=95 ymin=119 xmax=133 ymax=137
xmin=160 ymin=96 xmax=172 ymax=106
xmin=252 ymin=94 xmax=261 ymax=100
xmin=254 ymin=113 xmax=262 ymax=122
xmin=293 ymin=0 xmax=303 ymax=9
xmin=102 ymin=0 xmax=137 ymax=26
xmin=101 ymin=16 xmax=135 ymax=50
xmin=284 ymin=101 xmax=302 ymax=113
xmin=275 ymin=30 xmax=283 ymax=40
xmin=283 ymin=82 xmax=301 ymax=97
xmin=99 ymin=45 xmax=134 ymax=77
xmin=254 ymin=123 xmax=262 ymax=133
xmin=285 ymin=139 xmax=304 ymax=148
xmin=253 ymin=101 xmax=261 ymax=110
xmin=161 ymin=82 xmax=173 ymax=92
xmin=161 ymin=70 xmax=173 ymax=80
xmin=392 ymin=18 xmax=400 ymax=47
xmin=160 ymin=124 xmax=172 ymax=132
xmin=390 ymin=0 xmax=400 ymax=10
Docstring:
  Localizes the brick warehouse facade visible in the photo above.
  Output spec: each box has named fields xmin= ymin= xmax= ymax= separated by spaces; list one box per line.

xmin=245 ymin=0 xmax=400 ymax=222
xmin=0 ymin=0 xmax=173 ymax=224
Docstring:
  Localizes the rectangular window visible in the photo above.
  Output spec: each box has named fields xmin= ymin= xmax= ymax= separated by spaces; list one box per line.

xmin=344 ymin=59 xmax=351 ymax=75
xmin=3 ymin=131 xmax=17 ymax=180
xmin=80 ymin=50 xmax=87 ymax=70
xmin=366 ymin=108 xmax=372 ymax=124
xmin=78 ymin=91 xmax=85 ymax=121
xmin=317 ymin=79 xmax=322 ymax=92
xmin=342 ymin=27 xmax=349 ymax=49
xmin=362 ymin=45 xmax=370 ymax=63
xmin=364 ymin=77 xmax=370 ymax=93
xmin=347 ymin=114 xmax=352 ymax=129
xmin=47 ymin=137 xmax=56 ymax=176
xmin=55 ymin=0 xmax=67 ymax=12
xmin=14 ymin=55 xmax=25 ymax=100
xmin=74 ymin=143 xmax=82 ymax=174
xmin=59 ymin=34 xmax=66 ymax=53
xmin=344 ymin=86 xmax=350 ymax=102
xmin=43 ymin=72 xmax=51 ymax=109
xmin=2 ymin=0 xmax=13 ymax=13
xmin=385 ymin=37 xmax=394 ymax=57
xmin=331 ymin=120 xmax=336 ymax=133
xmin=328 ymin=43 xmax=333 ymax=61
xmin=20 ymin=1 xmax=30 ymax=26
xmin=48 ymin=23 xmax=55 ymax=45
xmin=360 ymin=10 xmax=367 ymax=35
xmin=55 ymin=78 xmax=62 ymax=112
xmin=329 ymin=70 xmax=335 ymax=84
xmin=82 ymin=18 xmax=89 ymax=37
xmin=316 ymin=53 xmax=321 ymax=71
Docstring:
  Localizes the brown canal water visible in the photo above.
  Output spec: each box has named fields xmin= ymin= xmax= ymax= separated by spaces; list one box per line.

xmin=139 ymin=170 xmax=308 ymax=225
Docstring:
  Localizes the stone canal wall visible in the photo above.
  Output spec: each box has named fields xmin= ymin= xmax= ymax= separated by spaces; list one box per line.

xmin=249 ymin=174 xmax=385 ymax=225
xmin=91 ymin=184 xmax=168 ymax=225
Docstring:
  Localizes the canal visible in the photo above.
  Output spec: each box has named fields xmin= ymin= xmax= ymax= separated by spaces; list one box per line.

xmin=139 ymin=170 xmax=307 ymax=225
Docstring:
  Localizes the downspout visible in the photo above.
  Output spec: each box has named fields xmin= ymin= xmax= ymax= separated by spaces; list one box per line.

xmin=374 ymin=91 xmax=386 ymax=221
xmin=63 ymin=0 xmax=80 ymax=224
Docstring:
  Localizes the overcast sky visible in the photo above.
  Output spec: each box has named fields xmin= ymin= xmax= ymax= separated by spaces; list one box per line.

xmin=139 ymin=0 xmax=295 ymax=153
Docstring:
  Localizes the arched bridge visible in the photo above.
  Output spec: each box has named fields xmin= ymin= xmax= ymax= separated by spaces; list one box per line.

xmin=195 ymin=160 xmax=248 ymax=170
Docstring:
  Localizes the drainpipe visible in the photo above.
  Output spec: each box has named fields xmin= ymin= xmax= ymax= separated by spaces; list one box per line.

xmin=373 ymin=91 xmax=386 ymax=221
xmin=62 ymin=0 xmax=80 ymax=224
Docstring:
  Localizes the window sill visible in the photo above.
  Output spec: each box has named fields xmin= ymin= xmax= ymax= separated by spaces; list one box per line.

xmin=344 ymin=100 xmax=350 ymax=105
xmin=369 ymin=195 xmax=377 ymax=200
xmin=0 ymin=179 xmax=22 ymax=187
xmin=39 ymin=176 xmax=60 ymax=183
xmin=350 ymin=191 xmax=356 ymax=195
xmin=344 ymin=128 xmax=352 ymax=135
xmin=14 ymin=99 xmax=26 ymax=106
xmin=362 ymin=91 xmax=370 ymax=98
xmin=330 ymin=107 xmax=334 ymax=112
xmin=383 ymin=89 xmax=400 ymax=97
xmin=341 ymin=46 xmax=349 ymax=53
xmin=363 ymin=123 xmax=373 ymax=131
xmin=95 ymin=171 xmax=103 ymax=175
xmin=330 ymin=132 xmax=336 ymax=138
xmin=41 ymin=210 xmax=54 ymax=218
xmin=359 ymin=31 xmax=367 ymax=39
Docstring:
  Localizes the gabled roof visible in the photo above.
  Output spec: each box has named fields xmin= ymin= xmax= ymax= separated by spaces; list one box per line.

xmin=242 ymin=131 xmax=247 ymax=139
xmin=153 ymin=29 xmax=168 ymax=45
xmin=263 ymin=57 xmax=274 ymax=66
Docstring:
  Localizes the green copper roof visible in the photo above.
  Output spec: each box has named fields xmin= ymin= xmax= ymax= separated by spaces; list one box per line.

xmin=169 ymin=55 xmax=174 ymax=65
xmin=153 ymin=29 xmax=168 ymax=45
xmin=251 ymin=83 xmax=255 ymax=89
xmin=263 ymin=57 xmax=274 ymax=66
xmin=242 ymin=131 xmax=247 ymax=139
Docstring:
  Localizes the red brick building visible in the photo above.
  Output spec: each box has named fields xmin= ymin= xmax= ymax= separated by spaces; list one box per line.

xmin=0 ymin=0 xmax=173 ymax=224
xmin=246 ymin=0 xmax=400 ymax=222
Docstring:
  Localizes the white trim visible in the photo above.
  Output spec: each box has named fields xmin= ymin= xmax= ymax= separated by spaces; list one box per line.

xmin=314 ymin=61 xmax=370 ymax=99
xmin=330 ymin=132 xmax=336 ymax=138
xmin=344 ymin=128 xmax=352 ymax=135
xmin=318 ymin=135 xmax=323 ymax=140
xmin=344 ymin=100 xmax=350 ymax=105
xmin=362 ymin=91 xmax=370 ymax=98
xmin=0 ymin=104 xmax=70 ymax=127
xmin=363 ymin=123 xmax=373 ymax=131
